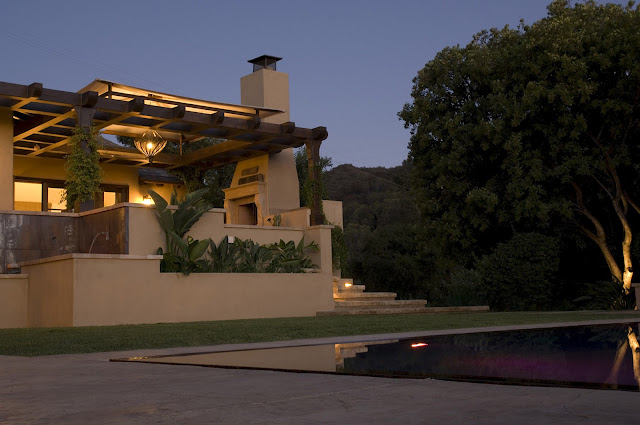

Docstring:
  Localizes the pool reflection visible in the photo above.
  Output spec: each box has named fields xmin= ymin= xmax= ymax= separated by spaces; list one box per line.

xmin=117 ymin=322 xmax=640 ymax=391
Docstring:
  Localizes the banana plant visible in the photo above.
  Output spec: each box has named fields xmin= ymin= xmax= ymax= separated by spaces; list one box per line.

xmin=149 ymin=188 xmax=212 ymax=274
xmin=268 ymin=237 xmax=319 ymax=273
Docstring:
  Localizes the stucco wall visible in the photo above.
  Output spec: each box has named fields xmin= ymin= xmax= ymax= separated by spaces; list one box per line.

xmin=0 ymin=274 xmax=28 ymax=328
xmin=127 ymin=204 xmax=316 ymax=255
xmin=323 ymin=200 xmax=344 ymax=229
xmin=23 ymin=258 xmax=75 ymax=327
xmin=19 ymin=254 xmax=334 ymax=327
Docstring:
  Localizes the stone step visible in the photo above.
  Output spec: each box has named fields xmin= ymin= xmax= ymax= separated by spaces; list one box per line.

xmin=335 ymin=300 xmax=427 ymax=308
xmin=333 ymin=277 xmax=356 ymax=292
xmin=334 ymin=292 xmax=397 ymax=300
xmin=336 ymin=285 xmax=366 ymax=293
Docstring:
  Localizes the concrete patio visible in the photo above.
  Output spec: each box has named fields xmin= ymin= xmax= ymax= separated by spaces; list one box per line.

xmin=2 ymin=323 xmax=639 ymax=424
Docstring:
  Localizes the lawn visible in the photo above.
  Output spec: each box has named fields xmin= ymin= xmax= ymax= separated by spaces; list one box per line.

xmin=1 ymin=310 xmax=638 ymax=356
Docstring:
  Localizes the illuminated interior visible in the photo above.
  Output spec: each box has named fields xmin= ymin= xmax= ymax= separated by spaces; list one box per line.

xmin=14 ymin=182 xmax=42 ymax=211
xmin=13 ymin=180 xmax=127 ymax=212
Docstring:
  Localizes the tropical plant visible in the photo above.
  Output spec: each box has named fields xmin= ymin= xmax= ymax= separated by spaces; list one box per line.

xmin=205 ymin=236 xmax=239 ymax=272
xmin=149 ymin=189 xmax=319 ymax=274
xmin=63 ymin=126 xmax=102 ymax=209
xmin=205 ymin=236 xmax=318 ymax=273
xmin=268 ymin=238 xmax=319 ymax=273
xmin=149 ymin=188 xmax=212 ymax=274
xmin=206 ymin=236 xmax=272 ymax=273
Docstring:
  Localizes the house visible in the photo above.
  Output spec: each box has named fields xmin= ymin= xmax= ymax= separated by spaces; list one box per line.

xmin=0 ymin=56 xmax=341 ymax=328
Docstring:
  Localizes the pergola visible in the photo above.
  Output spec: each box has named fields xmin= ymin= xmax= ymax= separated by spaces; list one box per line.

xmin=0 ymin=79 xmax=327 ymax=223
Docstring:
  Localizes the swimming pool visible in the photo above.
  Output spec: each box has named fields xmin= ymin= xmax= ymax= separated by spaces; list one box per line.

xmin=115 ymin=321 xmax=640 ymax=391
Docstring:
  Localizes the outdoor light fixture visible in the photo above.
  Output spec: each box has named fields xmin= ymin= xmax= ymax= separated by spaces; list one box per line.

xmin=134 ymin=130 xmax=167 ymax=163
xmin=142 ymin=194 xmax=152 ymax=205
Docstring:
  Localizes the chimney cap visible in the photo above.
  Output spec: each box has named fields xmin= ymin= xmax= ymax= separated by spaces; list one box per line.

xmin=248 ymin=55 xmax=282 ymax=72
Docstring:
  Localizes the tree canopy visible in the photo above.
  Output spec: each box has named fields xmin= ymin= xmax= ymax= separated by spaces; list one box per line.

xmin=400 ymin=0 xmax=640 ymax=291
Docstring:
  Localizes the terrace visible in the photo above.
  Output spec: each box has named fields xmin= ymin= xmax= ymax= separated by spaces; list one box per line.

xmin=0 ymin=56 xmax=336 ymax=328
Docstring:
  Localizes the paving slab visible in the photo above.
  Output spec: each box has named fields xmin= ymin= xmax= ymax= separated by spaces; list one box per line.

xmin=1 ymin=319 xmax=639 ymax=425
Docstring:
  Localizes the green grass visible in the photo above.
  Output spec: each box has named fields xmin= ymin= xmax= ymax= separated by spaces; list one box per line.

xmin=1 ymin=310 xmax=638 ymax=357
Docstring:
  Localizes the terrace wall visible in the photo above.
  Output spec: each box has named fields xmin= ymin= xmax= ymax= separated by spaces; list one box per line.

xmin=0 ymin=203 xmax=335 ymax=328
xmin=19 ymin=254 xmax=334 ymax=327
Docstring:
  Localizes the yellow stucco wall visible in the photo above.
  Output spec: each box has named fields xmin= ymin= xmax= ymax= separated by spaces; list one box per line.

xmin=0 ymin=108 xmax=13 ymax=210
xmin=323 ymin=200 xmax=344 ymax=229
xmin=128 ymin=204 xmax=316 ymax=255
xmin=24 ymin=258 xmax=75 ymax=327
xmin=304 ymin=226 xmax=333 ymax=272
xmin=240 ymin=68 xmax=290 ymax=124
xmin=0 ymin=275 xmax=28 ymax=328
xmin=19 ymin=254 xmax=334 ymax=327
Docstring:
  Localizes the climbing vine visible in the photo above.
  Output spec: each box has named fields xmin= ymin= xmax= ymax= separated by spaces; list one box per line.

xmin=63 ymin=126 xmax=102 ymax=209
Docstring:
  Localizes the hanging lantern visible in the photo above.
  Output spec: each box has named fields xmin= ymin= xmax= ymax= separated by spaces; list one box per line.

xmin=134 ymin=130 xmax=167 ymax=163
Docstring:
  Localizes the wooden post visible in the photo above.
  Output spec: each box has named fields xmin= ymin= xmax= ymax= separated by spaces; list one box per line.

xmin=74 ymin=103 xmax=97 ymax=212
xmin=305 ymin=138 xmax=324 ymax=226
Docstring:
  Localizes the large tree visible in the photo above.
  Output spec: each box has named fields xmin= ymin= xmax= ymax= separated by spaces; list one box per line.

xmin=400 ymin=0 xmax=640 ymax=292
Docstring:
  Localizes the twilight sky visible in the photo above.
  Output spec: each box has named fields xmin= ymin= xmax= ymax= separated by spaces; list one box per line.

xmin=1 ymin=0 xmax=587 ymax=167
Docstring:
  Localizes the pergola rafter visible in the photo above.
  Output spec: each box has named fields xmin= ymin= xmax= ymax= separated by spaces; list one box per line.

xmin=0 ymin=80 xmax=327 ymax=169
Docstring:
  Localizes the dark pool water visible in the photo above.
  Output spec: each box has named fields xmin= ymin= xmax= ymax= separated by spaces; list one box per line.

xmin=117 ymin=322 xmax=640 ymax=391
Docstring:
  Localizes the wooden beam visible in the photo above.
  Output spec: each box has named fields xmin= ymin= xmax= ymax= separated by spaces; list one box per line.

xmin=10 ymin=83 xmax=43 ymax=109
xmin=280 ymin=121 xmax=295 ymax=134
xmin=80 ymin=91 xmax=99 ymax=108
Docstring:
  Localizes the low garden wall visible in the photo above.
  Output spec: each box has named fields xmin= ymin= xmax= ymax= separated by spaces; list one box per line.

xmin=1 ymin=202 xmax=336 ymax=328
xmin=18 ymin=254 xmax=334 ymax=328
xmin=0 ymin=274 xmax=28 ymax=328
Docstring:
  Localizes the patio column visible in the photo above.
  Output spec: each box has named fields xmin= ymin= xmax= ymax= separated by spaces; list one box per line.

xmin=74 ymin=97 xmax=97 ymax=212
xmin=0 ymin=107 xmax=13 ymax=210
xmin=305 ymin=137 xmax=324 ymax=226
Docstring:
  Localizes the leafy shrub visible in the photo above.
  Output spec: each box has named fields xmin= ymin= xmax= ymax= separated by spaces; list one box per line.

xmin=440 ymin=267 xmax=487 ymax=307
xmin=573 ymin=278 xmax=636 ymax=310
xmin=477 ymin=232 xmax=560 ymax=311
